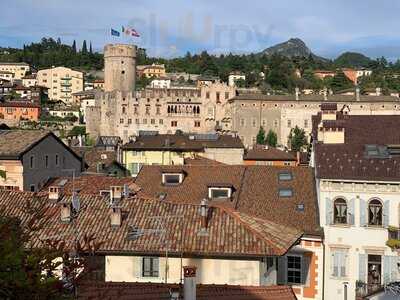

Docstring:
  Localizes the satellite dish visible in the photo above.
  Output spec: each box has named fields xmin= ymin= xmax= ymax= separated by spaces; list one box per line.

xmin=72 ymin=193 xmax=80 ymax=213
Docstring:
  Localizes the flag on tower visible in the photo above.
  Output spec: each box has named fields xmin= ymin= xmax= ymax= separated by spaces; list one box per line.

xmin=122 ymin=26 xmax=140 ymax=37
xmin=111 ymin=28 xmax=120 ymax=36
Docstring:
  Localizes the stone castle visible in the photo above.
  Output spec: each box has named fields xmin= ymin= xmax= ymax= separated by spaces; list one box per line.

xmin=86 ymin=44 xmax=235 ymax=142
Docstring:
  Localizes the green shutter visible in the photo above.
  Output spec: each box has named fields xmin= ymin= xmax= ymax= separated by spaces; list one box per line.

xmin=332 ymin=252 xmax=339 ymax=277
xmin=359 ymin=254 xmax=367 ymax=282
xmin=348 ymin=198 xmax=355 ymax=225
xmin=326 ymin=198 xmax=333 ymax=225
xmin=383 ymin=200 xmax=390 ymax=227
xmin=360 ymin=199 xmax=367 ymax=227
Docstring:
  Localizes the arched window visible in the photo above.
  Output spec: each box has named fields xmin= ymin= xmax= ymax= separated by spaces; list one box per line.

xmin=334 ymin=198 xmax=347 ymax=224
xmin=368 ymin=199 xmax=383 ymax=226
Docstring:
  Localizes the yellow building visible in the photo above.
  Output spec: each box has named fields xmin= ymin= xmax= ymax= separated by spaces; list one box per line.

xmin=137 ymin=63 xmax=166 ymax=78
xmin=0 ymin=62 xmax=30 ymax=80
xmin=37 ymin=66 xmax=84 ymax=103
xmin=121 ymin=133 xmax=244 ymax=176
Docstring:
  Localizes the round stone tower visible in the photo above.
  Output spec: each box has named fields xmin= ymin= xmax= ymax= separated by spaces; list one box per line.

xmin=104 ymin=44 xmax=136 ymax=92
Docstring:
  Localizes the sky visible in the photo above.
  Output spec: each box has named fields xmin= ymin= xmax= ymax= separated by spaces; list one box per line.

xmin=2 ymin=0 xmax=400 ymax=60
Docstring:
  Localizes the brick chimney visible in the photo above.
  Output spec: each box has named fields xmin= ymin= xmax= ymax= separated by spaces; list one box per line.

xmin=183 ymin=266 xmax=197 ymax=300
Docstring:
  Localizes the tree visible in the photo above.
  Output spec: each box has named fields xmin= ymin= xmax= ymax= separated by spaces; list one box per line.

xmin=89 ymin=41 xmax=93 ymax=54
xmin=82 ymin=40 xmax=87 ymax=54
xmin=330 ymin=71 xmax=353 ymax=92
xmin=265 ymin=129 xmax=278 ymax=147
xmin=72 ymin=40 xmax=77 ymax=53
xmin=288 ymin=126 xmax=308 ymax=151
xmin=256 ymin=127 xmax=266 ymax=144
xmin=56 ymin=37 xmax=61 ymax=45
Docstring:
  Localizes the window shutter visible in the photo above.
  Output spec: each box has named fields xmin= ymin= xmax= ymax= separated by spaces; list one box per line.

xmin=277 ymin=256 xmax=287 ymax=285
xmin=383 ymin=256 xmax=391 ymax=284
xmin=383 ymin=200 xmax=390 ymax=227
xmin=391 ymin=256 xmax=400 ymax=282
xmin=339 ymin=251 xmax=347 ymax=277
xmin=326 ymin=198 xmax=333 ymax=225
xmin=359 ymin=254 xmax=367 ymax=282
xmin=302 ymin=255 xmax=311 ymax=286
xmin=332 ymin=252 xmax=339 ymax=277
xmin=135 ymin=256 xmax=143 ymax=278
xmin=359 ymin=199 xmax=367 ymax=227
xmin=348 ymin=198 xmax=355 ymax=225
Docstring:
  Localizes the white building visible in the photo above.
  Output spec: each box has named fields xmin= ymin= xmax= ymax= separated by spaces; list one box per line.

xmin=228 ymin=72 xmax=246 ymax=87
xmin=22 ymin=74 xmax=37 ymax=87
xmin=312 ymin=104 xmax=400 ymax=300
xmin=0 ymin=62 xmax=30 ymax=79
xmin=150 ymin=77 xmax=171 ymax=89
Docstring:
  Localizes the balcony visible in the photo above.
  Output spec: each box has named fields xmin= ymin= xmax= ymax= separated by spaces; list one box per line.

xmin=356 ymin=281 xmax=384 ymax=298
xmin=61 ymin=81 xmax=72 ymax=87
xmin=61 ymin=88 xmax=72 ymax=93
xmin=386 ymin=226 xmax=400 ymax=250
xmin=60 ymin=76 xmax=71 ymax=80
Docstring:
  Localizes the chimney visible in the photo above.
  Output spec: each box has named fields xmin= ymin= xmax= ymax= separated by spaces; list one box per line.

xmin=110 ymin=186 xmax=123 ymax=206
xmin=200 ymin=199 xmax=208 ymax=231
xmin=110 ymin=207 xmax=122 ymax=228
xmin=295 ymin=87 xmax=300 ymax=101
xmin=296 ymin=151 xmax=301 ymax=166
xmin=183 ymin=266 xmax=197 ymax=300
xmin=60 ymin=203 xmax=71 ymax=223
xmin=49 ymin=186 xmax=62 ymax=201
xmin=356 ymin=87 xmax=360 ymax=101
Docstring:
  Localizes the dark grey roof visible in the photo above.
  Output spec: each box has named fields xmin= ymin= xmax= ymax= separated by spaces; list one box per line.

xmin=0 ymin=130 xmax=49 ymax=158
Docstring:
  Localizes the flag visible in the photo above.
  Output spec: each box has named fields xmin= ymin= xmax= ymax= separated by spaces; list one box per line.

xmin=130 ymin=28 xmax=140 ymax=37
xmin=111 ymin=28 xmax=120 ymax=36
xmin=122 ymin=26 xmax=140 ymax=37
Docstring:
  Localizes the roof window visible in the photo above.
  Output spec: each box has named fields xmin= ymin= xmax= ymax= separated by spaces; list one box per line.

xmin=279 ymin=188 xmax=293 ymax=198
xmin=278 ymin=172 xmax=293 ymax=181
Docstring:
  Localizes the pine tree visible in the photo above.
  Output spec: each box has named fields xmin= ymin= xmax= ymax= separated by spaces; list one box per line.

xmin=256 ymin=127 xmax=266 ymax=145
xmin=72 ymin=40 xmax=77 ymax=53
xmin=82 ymin=40 xmax=87 ymax=54
xmin=265 ymin=130 xmax=278 ymax=147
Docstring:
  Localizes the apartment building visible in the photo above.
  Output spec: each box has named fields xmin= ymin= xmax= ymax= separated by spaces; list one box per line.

xmin=311 ymin=105 xmax=400 ymax=300
xmin=0 ymin=62 xmax=30 ymax=80
xmin=22 ymin=74 xmax=37 ymax=87
xmin=0 ymin=130 xmax=83 ymax=191
xmin=121 ymin=132 xmax=244 ymax=176
xmin=37 ymin=66 xmax=84 ymax=103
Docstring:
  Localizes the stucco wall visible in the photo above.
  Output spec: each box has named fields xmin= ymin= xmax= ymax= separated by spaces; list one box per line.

xmin=201 ymin=148 xmax=244 ymax=165
xmin=0 ymin=160 xmax=24 ymax=190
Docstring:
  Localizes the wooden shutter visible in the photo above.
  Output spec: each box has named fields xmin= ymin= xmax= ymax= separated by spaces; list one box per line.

xmin=326 ymin=198 xmax=333 ymax=226
xmin=391 ymin=256 xmax=400 ymax=282
xmin=332 ymin=252 xmax=339 ymax=277
xmin=359 ymin=199 xmax=367 ymax=227
xmin=339 ymin=251 xmax=347 ymax=277
xmin=359 ymin=254 xmax=366 ymax=282
xmin=347 ymin=198 xmax=355 ymax=225
xmin=302 ymin=254 xmax=311 ymax=286
xmin=277 ymin=256 xmax=287 ymax=285
xmin=383 ymin=256 xmax=391 ymax=284
xmin=383 ymin=200 xmax=390 ymax=227
xmin=135 ymin=256 xmax=143 ymax=278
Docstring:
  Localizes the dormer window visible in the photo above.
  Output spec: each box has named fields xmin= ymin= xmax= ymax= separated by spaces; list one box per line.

xmin=279 ymin=172 xmax=293 ymax=181
xmin=208 ymin=187 xmax=232 ymax=199
xmin=162 ymin=173 xmax=184 ymax=185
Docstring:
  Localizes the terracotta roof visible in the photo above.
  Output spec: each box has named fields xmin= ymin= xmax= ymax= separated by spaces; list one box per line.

xmin=313 ymin=113 xmax=400 ymax=181
xmin=43 ymin=175 xmax=140 ymax=196
xmin=135 ymin=165 xmax=321 ymax=236
xmin=77 ymin=282 xmax=297 ymax=300
xmin=0 ymin=130 xmax=49 ymax=159
xmin=0 ymin=191 xmax=301 ymax=257
xmin=123 ymin=134 xmax=244 ymax=151
xmin=72 ymin=147 xmax=123 ymax=173
xmin=184 ymin=156 xmax=226 ymax=166
xmin=0 ymin=101 xmax=40 ymax=108
xmin=244 ymin=145 xmax=297 ymax=161
xmin=230 ymin=93 xmax=400 ymax=103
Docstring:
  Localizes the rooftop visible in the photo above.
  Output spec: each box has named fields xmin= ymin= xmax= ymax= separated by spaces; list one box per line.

xmin=135 ymin=165 xmax=321 ymax=236
xmin=77 ymin=282 xmax=297 ymax=300
xmin=0 ymin=130 xmax=49 ymax=159
xmin=0 ymin=191 xmax=302 ymax=257
xmin=0 ymin=62 xmax=29 ymax=66
xmin=122 ymin=134 xmax=244 ymax=151
xmin=313 ymin=113 xmax=400 ymax=181
xmin=244 ymin=145 xmax=297 ymax=161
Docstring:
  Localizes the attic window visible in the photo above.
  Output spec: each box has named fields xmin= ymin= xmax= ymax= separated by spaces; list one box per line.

xmin=162 ymin=173 xmax=183 ymax=185
xmin=279 ymin=188 xmax=293 ymax=198
xmin=279 ymin=172 xmax=293 ymax=181
xmin=208 ymin=187 xmax=232 ymax=199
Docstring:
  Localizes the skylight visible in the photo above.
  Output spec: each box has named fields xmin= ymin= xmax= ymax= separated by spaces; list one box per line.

xmin=279 ymin=172 xmax=293 ymax=181
xmin=279 ymin=188 xmax=293 ymax=198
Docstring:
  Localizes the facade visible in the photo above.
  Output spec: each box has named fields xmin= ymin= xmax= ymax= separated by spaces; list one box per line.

xmin=343 ymin=68 xmax=372 ymax=84
xmin=228 ymin=72 xmax=246 ymax=87
xmin=86 ymin=44 xmax=236 ymax=142
xmin=228 ymin=93 xmax=400 ymax=148
xmin=0 ymin=71 xmax=15 ymax=81
xmin=48 ymin=106 xmax=80 ymax=120
xmin=137 ymin=63 xmax=166 ymax=78
xmin=244 ymin=145 xmax=299 ymax=166
xmin=0 ymin=130 xmax=83 ymax=191
xmin=311 ymin=106 xmax=400 ymax=300
xmin=136 ymin=165 xmax=324 ymax=300
xmin=121 ymin=132 xmax=244 ymax=176
xmin=313 ymin=70 xmax=336 ymax=80
xmin=22 ymin=74 xmax=37 ymax=87
xmin=150 ymin=77 xmax=171 ymax=89
xmin=93 ymin=79 xmax=104 ymax=90
xmin=0 ymin=101 xmax=41 ymax=125
xmin=0 ymin=62 xmax=30 ymax=80
xmin=37 ymin=66 xmax=84 ymax=103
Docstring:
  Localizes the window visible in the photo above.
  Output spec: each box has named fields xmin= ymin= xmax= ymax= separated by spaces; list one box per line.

xmin=333 ymin=198 xmax=347 ymax=224
xmin=331 ymin=249 xmax=348 ymax=278
xmin=287 ymin=120 xmax=292 ymax=128
xmin=151 ymin=119 xmax=155 ymax=124
xmin=206 ymin=92 xmax=210 ymax=99
xmin=45 ymin=155 xmax=49 ymax=168
xmin=135 ymin=118 xmax=139 ymax=124
xmin=120 ymin=118 xmax=124 ymax=124
xmin=143 ymin=119 xmax=147 ymax=124
xmin=304 ymin=119 xmax=309 ymax=128
xmin=368 ymin=199 xmax=383 ymax=226
xmin=134 ymin=106 xmax=138 ymax=114
xmin=287 ymin=256 xmax=301 ymax=284
xmin=274 ymin=119 xmax=279 ymax=127
xmin=55 ymin=154 xmax=59 ymax=166
xmin=141 ymin=257 xmax=159 ymax=277
xmin=171 ymin=121 xmax=178 ymax=127
xmin=159 ymin=119 xmax=163 ymax=125
xmin=194 ymin=121 xmax=200 ymax=127
xmin=162 ymin=173 xmax=183 ymax=185
xmin=30 ymin=184 xmax=35 ymax=192
xmin=252 ymin=118 xmax=257 ymax=127
xmin=216 ymin=92 xmax=220 ymax=102
xmin=209 ymin=187 xmax=232 ymax=199
xmin=279 ymin=172 xmax=293 ymax=181
xmin=279 ymin=188 xmax=293 ymax=197
xmin=145 ymin=105 xmax=150 ymax=115
xmin=239 ymin=118 xmax=245 ymax=126
xmin=156 ymin=106 xmax=161 ymax=115
xmin=128 ymin=119 xmax=132 ymax=124
xmin=29 ymin=155 xmax=34 ymax=169
xmin=225 ymin=92 xmax=229 ymax=99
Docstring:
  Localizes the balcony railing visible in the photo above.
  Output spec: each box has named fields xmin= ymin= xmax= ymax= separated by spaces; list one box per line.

xmin=61 ymin=81 xmax=72 ymax=86
xmin=387 ymin=226 xmax=400 ymax=250
xmin=356 ymin=281 xmax=384 ymax=298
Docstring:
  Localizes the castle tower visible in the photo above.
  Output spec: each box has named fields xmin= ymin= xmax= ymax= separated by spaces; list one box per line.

xmin=104 ymin=44 xmax=136 ymax=92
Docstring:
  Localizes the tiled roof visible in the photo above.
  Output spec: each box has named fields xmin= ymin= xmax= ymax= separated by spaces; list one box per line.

xmin=313 ymin=113 xmax=400 ymax=181
xmin=230 ymin=93 xmax=400 ymax=103
xmin=122 ymin=134 xmax=244 ymax=151
xmin=72 ymin=147 xmax=121 ymax=173
xmin=135 ymin=165 xmax=321 ymax=236
xmin=0 ymin=191 xmax=301 ymax=257
xmin=0 ymin=130 xmax=49 ymax=159
xmin=77 ymin=282 xmax=297 ymax=300
xmin=184 ymin=156 xmax=226 ymax=166
xmin=43 ymin=175 xmax=140 ymax=196
xmin=244 ymin=145 xmax=297 ymax=161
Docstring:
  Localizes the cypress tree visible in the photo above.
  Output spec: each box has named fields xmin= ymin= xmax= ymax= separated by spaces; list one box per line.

xmin=82 ymin=40 xmax=87 ymax=54
xmin=72 ymin=40 xmax=77 ymax=53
